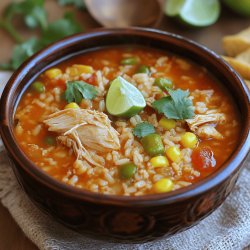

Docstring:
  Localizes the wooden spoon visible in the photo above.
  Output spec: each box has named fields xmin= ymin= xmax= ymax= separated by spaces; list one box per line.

xmin=85 ymin=0 xmax=163 ymax=28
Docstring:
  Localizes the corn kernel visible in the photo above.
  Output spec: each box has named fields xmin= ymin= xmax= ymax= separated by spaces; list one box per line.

xmin=64 ymin=102 xmax=80 ymax=109
xmin=45 ymin=68 xmax=62 ymax=79
xmin=150 ymin=156 xmax=169 ymax=168
xmin=159 ymin=117 xmax=176 ymax=130
xmin=181 ymin=132 xmax=198 ymax=149
xmin=166 ymin=146 xmax=181 ymax=162
xmin=153 ymin=178 xmax=174 ymax=193
xmin=68 ymin=64 xmax=94 ymax=77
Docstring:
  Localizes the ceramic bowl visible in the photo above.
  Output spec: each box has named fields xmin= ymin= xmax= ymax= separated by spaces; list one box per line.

xmin=1 ymin=28 xmax=249 ymax=243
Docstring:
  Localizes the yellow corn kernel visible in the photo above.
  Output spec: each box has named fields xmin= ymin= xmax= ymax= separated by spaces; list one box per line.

xmin=68 ymin=64 xmax=94 ymax=77
xmin=45 ymin=68 xmax=62 ymax=79
xmin=181 ymin=132 xmax=198 ymax=149
xmin=166 ymin=146 xmax=181 ymax=162
xmin=150 ymin=156 xmax=169 ymax=168
xmin=153 ymin=178 xmax=174 ymax=193
xmin=64 ymin=102 xmax=80 ymax=109
xmin=159 ymin=117 xmax=176 ymax=130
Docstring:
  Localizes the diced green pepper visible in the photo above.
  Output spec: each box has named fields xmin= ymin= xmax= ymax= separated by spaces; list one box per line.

xmin=120 ymin=57 xmax=139 ymax=65
xmin=137 ymin=65 xmax=150 ymax=74
xmin=141 ymin=133 xmax=164 ymax=156
xmin=154 ymin=77 xmax=173 ymax=90
xmin=31 ymin=81 xmax=45 ymax=93
xmin=119 ymin=162 xmax=137 ymax=179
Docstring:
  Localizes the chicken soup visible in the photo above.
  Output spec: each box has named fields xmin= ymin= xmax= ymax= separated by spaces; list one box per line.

xmin=14 ymin=46 xmax=241 ymax=195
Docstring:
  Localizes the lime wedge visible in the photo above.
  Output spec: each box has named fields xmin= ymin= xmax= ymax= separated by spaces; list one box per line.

xmin=106 ymin=76 xmax=146 ymax=118
xmin=165 ymin=0 xmax=220 ymax=27
xmin=165 ymin=0 xmax=186 ymax=16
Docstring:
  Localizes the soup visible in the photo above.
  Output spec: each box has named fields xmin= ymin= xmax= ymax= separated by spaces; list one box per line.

xmin=14 ymin=46 xmax=241 ymax=196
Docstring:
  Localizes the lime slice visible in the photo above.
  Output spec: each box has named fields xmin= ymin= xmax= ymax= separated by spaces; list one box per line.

xmin=165 ymin=0 xmax=220 ymax=27
xmin=106 ymin=76 xmax=146 ymax=118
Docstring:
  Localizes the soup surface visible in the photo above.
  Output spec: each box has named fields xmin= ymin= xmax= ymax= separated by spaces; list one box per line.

xmin=14 ymin=46 xmax=241 ymax=195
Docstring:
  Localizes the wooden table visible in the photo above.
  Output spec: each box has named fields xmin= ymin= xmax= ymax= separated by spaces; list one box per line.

xmin=0 ymin=1 xmax=249 ymax=249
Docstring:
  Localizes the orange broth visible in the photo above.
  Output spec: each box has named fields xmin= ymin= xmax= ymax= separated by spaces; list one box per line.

xmin=14 ymin=46 xmax=241 ymax=194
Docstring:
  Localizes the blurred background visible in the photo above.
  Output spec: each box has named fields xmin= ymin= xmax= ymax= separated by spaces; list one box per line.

xmin=0 ymin=0 xmax=250 ymax=67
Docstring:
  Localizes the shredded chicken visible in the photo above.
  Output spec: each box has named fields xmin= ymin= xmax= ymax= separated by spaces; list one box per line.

xmin=186 ymin=113 xmax=225 ymax=131
xmin=197 ymin=125 xmax=223 ymax=140
xmin=57 ymin=135 xmax=105 ymax=167
xmin=186 ymin=113 xmax=226 ymax=140
xmin=44 ymin=109 xmax=120 ymax=167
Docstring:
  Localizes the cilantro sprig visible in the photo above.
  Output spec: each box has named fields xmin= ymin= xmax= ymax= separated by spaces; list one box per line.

xmin=58 ymin=0 xmax=85 ymax=9
xmin=133 ymin=122 xmax=156 ymax=138
xmin=65 ymin=81 xmax=98 ymax=104
xmin=41 ymin=12 xmax=81 ymax=45
xmin=152 ymin=88 xmax=195 ymax=120
xmin=1 ymin=38 xmax=42 ymax=70
xmin=1 ymin=0 xmax=47 ymax=40
xmin=0 ymin=0 xmax=83 ymax=70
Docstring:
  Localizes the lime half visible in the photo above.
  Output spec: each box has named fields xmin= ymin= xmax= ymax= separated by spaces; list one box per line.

xmin=165 ymin=0 xmax=220 ymax=27
xmin=106 ymin=76 xmax=146 ymax=118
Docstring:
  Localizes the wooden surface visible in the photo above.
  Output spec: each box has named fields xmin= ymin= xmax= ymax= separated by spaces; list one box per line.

xmin=0 ymin=1 xmax=249 ymax=249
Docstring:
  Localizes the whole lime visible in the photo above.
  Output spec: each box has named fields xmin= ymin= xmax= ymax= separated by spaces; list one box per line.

xmin=223 ymin=0 xmax=250 ymax=16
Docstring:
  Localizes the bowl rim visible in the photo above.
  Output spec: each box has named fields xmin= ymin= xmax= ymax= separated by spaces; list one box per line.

xmin=1 ymin=27 xmax=250 ymax=206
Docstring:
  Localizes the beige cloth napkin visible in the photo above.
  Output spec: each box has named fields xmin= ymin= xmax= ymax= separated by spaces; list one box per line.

xmin=0 ymin=72 xmax=250 ymax=250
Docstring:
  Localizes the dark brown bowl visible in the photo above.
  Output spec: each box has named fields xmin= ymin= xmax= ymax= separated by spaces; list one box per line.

xmin=0 ymin=28 xmax=249 ymax=243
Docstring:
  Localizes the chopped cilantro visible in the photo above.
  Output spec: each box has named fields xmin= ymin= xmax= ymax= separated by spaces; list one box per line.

xmin=152 ymin=88 xmax=195 ymax=120
xmin=65 ymin=81 xmax=98 ymax=104
xmin=133 ymin=122 xmax=156 ymax=138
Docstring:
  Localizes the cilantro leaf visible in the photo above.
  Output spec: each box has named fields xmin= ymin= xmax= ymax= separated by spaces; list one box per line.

xmin=3 ymin=0 xmax=47 ymax=30
xmin=58 ymin=0 xmax=85 ymax=9
xmin=0 ymin=11 xmax=82 ymax=70
xmin=24 ymin=5 xmax=47 ymax=30
xmin=0 ymin=38 xmax=42 ymax=70
xmin=152 ymin=88 xmax=195 ymax=120
xmin=65 ymin=81 xmax=98 ymax=103
xmin=133 ymin=122 xmax=156 ymax=138
xmin=41 ymin=12 xmax=82 ymax=45
xmin=0 ymin=0 xmax=83 ymax=71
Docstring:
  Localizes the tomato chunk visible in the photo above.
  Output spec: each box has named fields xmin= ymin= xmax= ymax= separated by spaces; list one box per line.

xmin=192 ymin=146 xmax=216 ymax=172
xmin=86 ymin=74 xmax=97 ymax=85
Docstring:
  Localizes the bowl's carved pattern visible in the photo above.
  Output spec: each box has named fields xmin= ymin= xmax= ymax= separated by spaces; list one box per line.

xmin=14 ymin=164 xmax=241 ymax=242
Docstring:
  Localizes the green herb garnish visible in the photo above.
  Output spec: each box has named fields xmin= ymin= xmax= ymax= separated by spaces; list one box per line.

xmin=2 ymin=38 xmax=42 ymax=70
xmin=133 ymin=122 xmax=156 ymax=138
xmin=65 ymin=81 xmax=98 ymax=104
xmin=41 ymin=12 xmax=81 ymax=45
xmin=58 ymin=0 xmax=85 ymax=9
xmin=3 ymin=0 xmax=47 ymax=31
xmin=152 ymin=88 xmax=195 ymax=120
xmin=0 ymin=0 xmax=83 ymax=70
